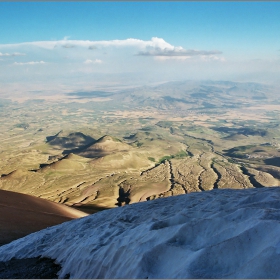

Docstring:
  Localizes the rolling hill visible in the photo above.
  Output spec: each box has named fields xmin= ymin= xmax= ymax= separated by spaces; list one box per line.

xmin=77 ymin=135 xmax=131 ymax=158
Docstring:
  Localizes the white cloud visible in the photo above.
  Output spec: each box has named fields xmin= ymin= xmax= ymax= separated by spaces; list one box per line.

xmin=0 ymin=52 xmax=26 ymax=57
xmin=4 ymin=37 xmax=276 ymax=87
xmin=1 ymin=39 xmax=111 ymax=50
xmin=0 ymin=38 xmax=222 ymax=63
xmin=154 ymin=56 xmax=191 ymax=61
xmin=138 ymin=48 xmax=222 ymax=57
xmin=0 ymin=37 xmax=180 ymax=51
xmin=14 ymin=61 xmax=46 ymax=65
xmin=200 ymin=55 xmax=226 ymax=62
xmin=84 ymin=59 xmax=103 ymax=64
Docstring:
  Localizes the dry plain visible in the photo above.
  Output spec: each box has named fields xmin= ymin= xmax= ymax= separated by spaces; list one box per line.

xmin=0 ymin=80 xmax=280 ymax=227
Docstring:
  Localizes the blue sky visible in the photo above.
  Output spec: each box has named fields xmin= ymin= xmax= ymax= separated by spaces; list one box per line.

xmin=1 ymin=2 xmax=279 ymax=53
xmin=0 ymin=2 xmax=279 ymax=94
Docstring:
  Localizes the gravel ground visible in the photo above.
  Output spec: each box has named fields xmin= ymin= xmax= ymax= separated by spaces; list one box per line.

xmin=0 ymin=256 xmax=63 ymax=279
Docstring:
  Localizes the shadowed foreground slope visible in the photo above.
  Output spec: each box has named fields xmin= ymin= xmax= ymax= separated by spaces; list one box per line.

xmin=0 ymin=257 xmax=62 ymax=279
xmin=0 ymin=189 xmax=87 ymax=246
xmin=1 ymin=187 xmax=280 ymax=278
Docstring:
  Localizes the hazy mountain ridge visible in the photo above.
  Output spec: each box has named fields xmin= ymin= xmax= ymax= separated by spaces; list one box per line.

xmin=105 ymin=80 xmax=278 ymax=111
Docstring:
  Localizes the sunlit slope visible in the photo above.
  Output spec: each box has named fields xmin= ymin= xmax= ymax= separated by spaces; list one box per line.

xmin=1 ymin=128 xmax=279 ymax=212
xmin=0 ymin=189 xmax=87 ymax=246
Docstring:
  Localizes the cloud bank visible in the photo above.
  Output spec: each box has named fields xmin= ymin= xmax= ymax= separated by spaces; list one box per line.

xmin=14 ymin=61 xmax=46 ymax=65
xmin=0 ymin=37 xmax=278 ymax=91
xmin=84 ymin=59 xmax=102 ymax=64
xmin=137 ymin=47 xmax=222 ymax=57
xmin=0 ymin=37 xmax=221 ymax=59
xmin=0 ymin=52 xmax=25 ymax=57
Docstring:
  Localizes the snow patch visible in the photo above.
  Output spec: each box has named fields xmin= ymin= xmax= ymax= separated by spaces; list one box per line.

xmin=1 ymin=187 xmax=280 ymax=278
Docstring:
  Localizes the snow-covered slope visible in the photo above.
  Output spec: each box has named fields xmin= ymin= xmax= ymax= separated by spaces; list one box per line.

xmin=1 ymin=187 xmax=280 ymax=278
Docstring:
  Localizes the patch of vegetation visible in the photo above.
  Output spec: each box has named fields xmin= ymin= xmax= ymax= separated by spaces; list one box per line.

xmin=158 ymin=155 xmax=173 ymax=163
xmin=148 ymin=157 xmax=156 ymax=162
xmin=156 ymin=121 xmax=173 ymax=128
xmin=157 ymin=150 xmax=188 ymax=164
xmin=136 ymin=142 xmax=143 ymax=147
xmin=175 ymin=150 xmax=188 ymax=158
